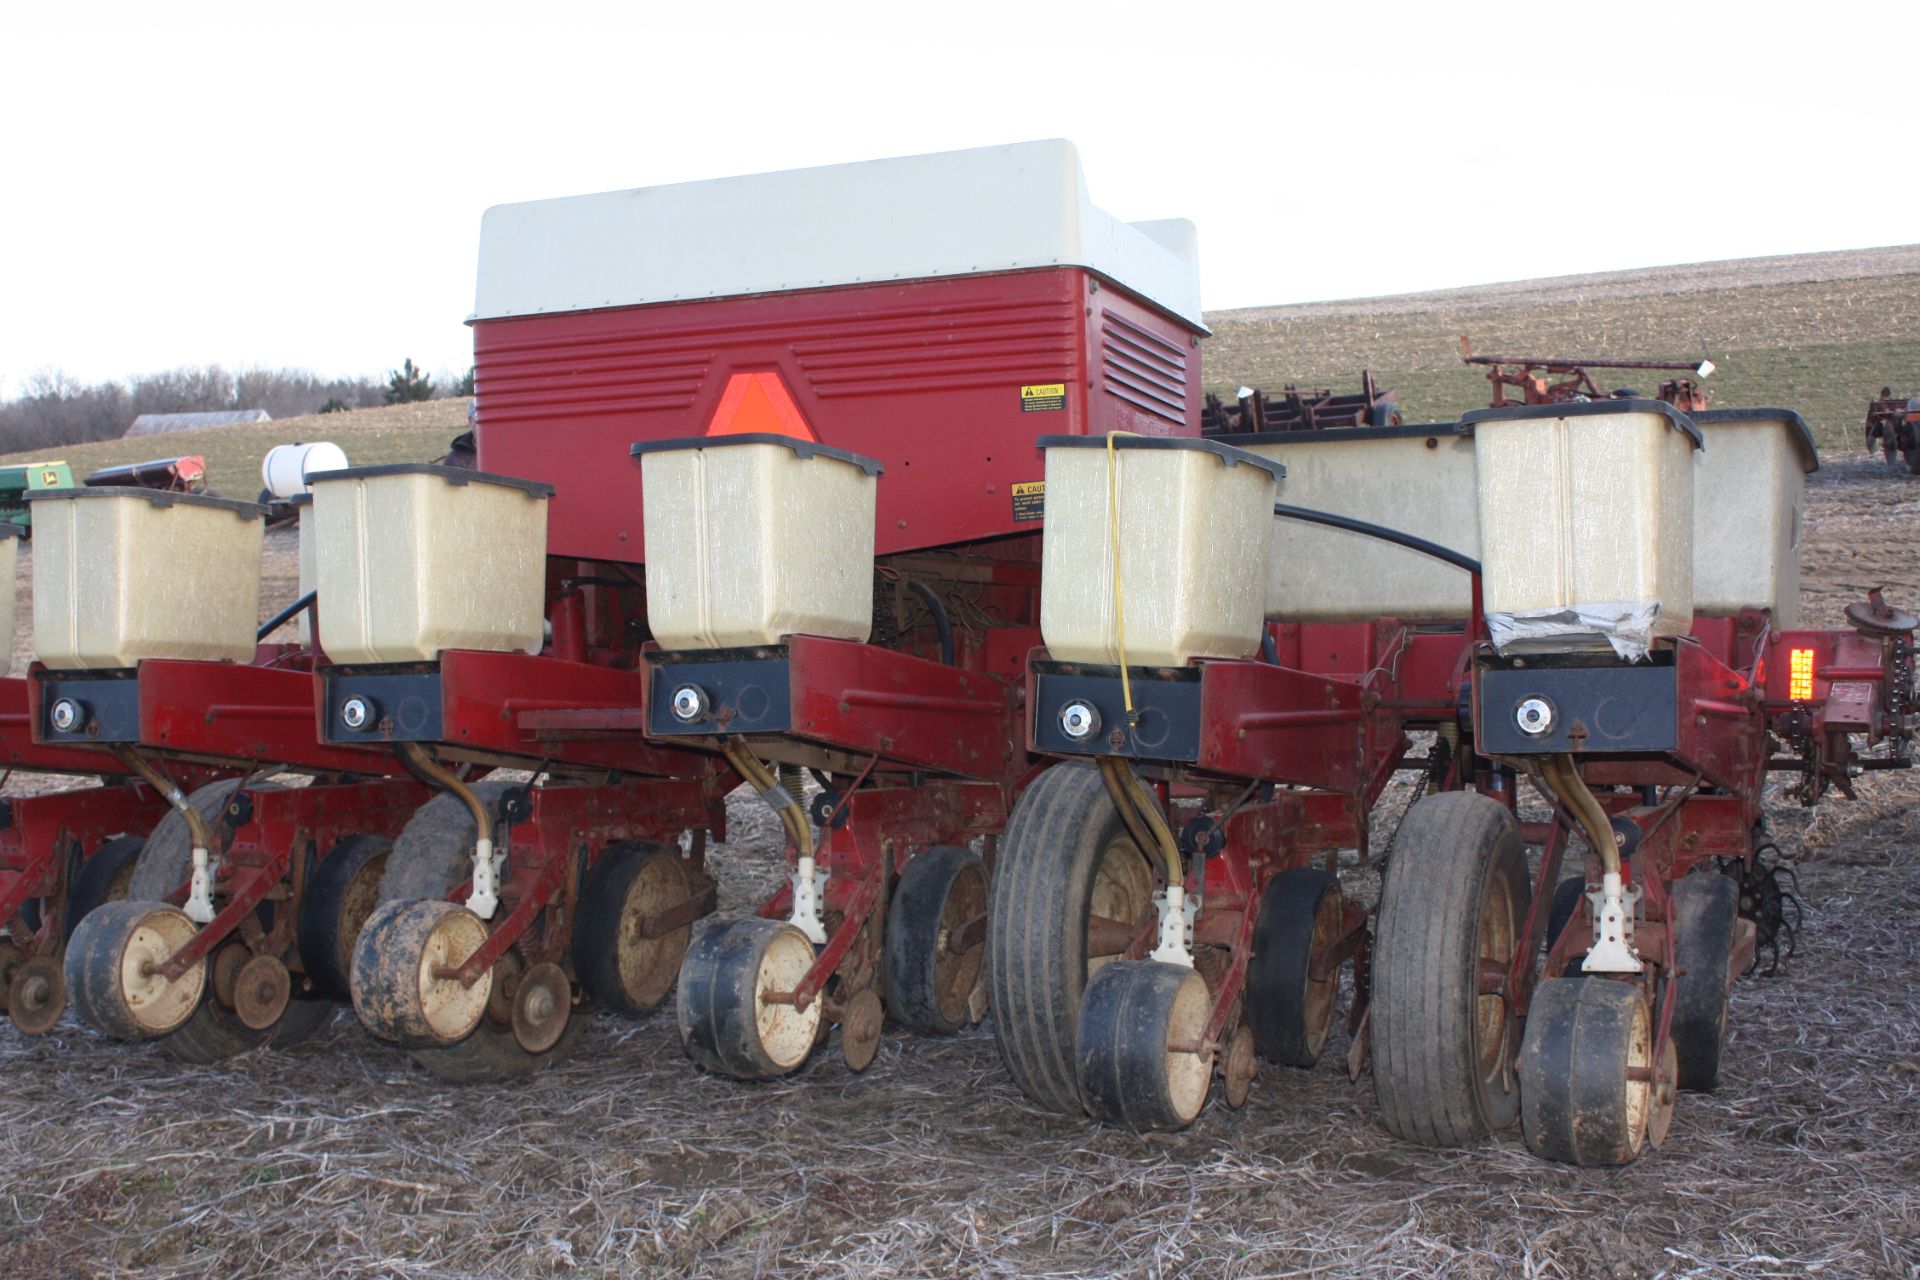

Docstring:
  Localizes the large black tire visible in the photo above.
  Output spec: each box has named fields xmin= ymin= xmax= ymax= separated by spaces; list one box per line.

xmin=1906 ymin=443 xmax=1920 ymax=476
xmin=1246 ymin=867 xmax=1342 ymax=1067
xmin=1669 ymin=872 xmax=1739 ymax=1092
xmin=677 ymin=917 xmax=822 ymax=1079
xmin=297 ymin=834 xmax=393 ymax=1001
xmin=1373 ymin=791 xmax=1530 ymax=1147
xmin=159 ymin=991 xmax=335 ymax=1064
xmin=126 ymin=779 xmax=253 ymax=901
xmin=988 ymin=762 xmax=1159 ymax=1115
xmin=570 ymin=841 xmax=693 ymax=1017
xmin=1519 ymin=976 xmax=1671 ymax=1166
xmin=1077 ymin=959 xmax=1213 ymax=1131
xmin=64 ymin=835 xmax=147 ymax=939
xmin=374 ymin=783 xmax=514 ymax=903
xmin=885 ymin=845 xmax=988 ymax=1035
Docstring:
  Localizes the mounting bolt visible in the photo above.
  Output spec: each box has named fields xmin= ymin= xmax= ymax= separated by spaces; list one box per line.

xmin=1059 ymin=700 xmax=1101 ymax=741
xmin=49 ymin=698 xmax=84 ymax=734
xmin=670 ymin=684 xmax=710 ymax=724
xmin=340 ymin=696 xmax=374 ymax=731
xmin=1515 ymin=697 xmax=1555 ymax=737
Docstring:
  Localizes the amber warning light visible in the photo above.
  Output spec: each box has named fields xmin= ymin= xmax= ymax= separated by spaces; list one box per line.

xmin=1789 ymin=647 xmax=1816 ymax=702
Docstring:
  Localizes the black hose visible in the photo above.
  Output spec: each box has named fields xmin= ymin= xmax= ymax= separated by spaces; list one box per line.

xmin=1260 ymin=629 xmax=1277 ymax=664
xmin=257 ymin=591 xmax=317 ymax=642
xmin=1272 ymin=503 xmax=1482 ymax=576
xmin=906 ymin=580 xmax=955 ymax=666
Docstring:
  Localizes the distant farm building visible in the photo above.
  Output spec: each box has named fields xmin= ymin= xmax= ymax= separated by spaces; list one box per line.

xmin=125 ymin=409 xmax=272 ymax=437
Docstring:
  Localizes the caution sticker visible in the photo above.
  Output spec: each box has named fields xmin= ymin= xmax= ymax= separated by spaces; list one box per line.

xmin=1011 ymin=480 xmax=1045 ymax=522
xmin=1020 ymin=383 xmax=1067 ymax=412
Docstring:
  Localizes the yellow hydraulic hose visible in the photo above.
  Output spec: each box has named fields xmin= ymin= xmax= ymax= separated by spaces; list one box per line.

xmin=114 ymin=746 xmax=215 ymax=857
xmin=1099 ymin=756 xmax=1182 ymax=890
xmin=724 ymin=741 xmax=814 ymax=857
xmin=400 ymin=742 xmax=493 ymax=851
xmin=1544 ymin=754 xmax=1621 ymax=880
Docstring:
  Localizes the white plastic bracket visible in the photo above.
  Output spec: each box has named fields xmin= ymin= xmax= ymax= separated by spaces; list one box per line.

xmin=184 ymin=845 xmax=216 ymax=924
xmin=467 ymin=836 xmax=503 ymax=920
xmin=1149 ymin=884 xmax=1196 ymax=967
xmin=789 ymin=853 xmax=829 ymax=945
xmin=1580 ymin=871 xmax=1643 ymax=974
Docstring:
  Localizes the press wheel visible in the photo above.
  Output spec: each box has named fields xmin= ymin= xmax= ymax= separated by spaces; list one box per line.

xmin=571 ymin=842 xmax=697 ymax=1016
xmin=1247 ymin=868 xmax=1345 ymax=1067
xmin=1222 ymin=1025 xmax=1257 ymax=1109
xmin=1519 ymin=977 xmax=1667 ymax=1166
xmin=9 ymin=954 xmax=68 ymax=1035
xmin=233 ymin=954 xmax=292 ymax=1031
xmin=511 ymin=961 xmax=571 ymax=1054
xmin=885 ymin=845 xmax=988 ymax=1034
xmin=677 ymin=917 xmax=821 ymax=1080
xmin=1076 ymin=960 xmax=1215 ymax=1132
xmin=350 ymin=899 xmax=493 ymax=1048
xmin=64 ymin=900 xmax=207 ymax=1039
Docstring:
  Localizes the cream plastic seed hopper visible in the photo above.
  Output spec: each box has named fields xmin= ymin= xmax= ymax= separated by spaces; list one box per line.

xmin=307 ymin=464 xmax=553 ymax=664
xmin=1462 ymin=401 xmax=1700 ymax=660
xmin=28 ymin=489 xmax=267 ymax=670
xmin=0 ymin=523 xmax=21 ymax=672
xmin=1239 ymin=425 xmax=1479 ymax=621
xmin=635 ymin=434 xmax=882 ymax=650
xmin=1689 ymin=408 xmax=1817 ymax=628
xmin=1039 ymin=435 xmax=1284 ymax=668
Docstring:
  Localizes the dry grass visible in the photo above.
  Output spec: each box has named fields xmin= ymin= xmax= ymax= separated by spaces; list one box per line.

xmin=0 ymin=400 xmax=470 ymax=502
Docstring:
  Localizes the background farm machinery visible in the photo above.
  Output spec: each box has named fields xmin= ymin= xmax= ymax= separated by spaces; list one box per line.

xmin=1864 ymin=387 xmax=1920 ymax=471
xmin=1202 ymin=371 xmax=1401 ymax=435
xmin=1460 ymin=336 xmax=1715 ymax=411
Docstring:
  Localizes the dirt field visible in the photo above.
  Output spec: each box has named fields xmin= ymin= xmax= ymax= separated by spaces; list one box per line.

xmin=2 ymin=445 xmax=1918 ymax=1279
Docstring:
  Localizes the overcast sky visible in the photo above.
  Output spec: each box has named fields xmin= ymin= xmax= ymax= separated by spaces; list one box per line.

xmin=3 ymin=0 xmax=1914 ymax=398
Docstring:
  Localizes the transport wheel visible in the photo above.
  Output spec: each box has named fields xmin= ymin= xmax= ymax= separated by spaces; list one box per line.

xmin=1247 ymin=867 xmax=1345 ymax=1067
xmin=885 ymin=844 xmax=989 ymax=1034
xmin=570 ymin=841 xmax=694 ymax=1016
xmin=368 ymin=787 xmax=582 ymax=1082
xmin=1906 ymin=443 xmax=1920 ymax=476
xmin=1544 ymin=876 xmax=1587 ymax=956
xmin=1372 ymin=791 xmax=1529 ymax=1147
xmin=989 ymin=762 xmax=1159 ymax=1115
xmin=160 ymin=986 xmax=336 ymax=1063
xmin=1669 ymin=872 xmax=1739 ymax=1091
xmin=1076 ymin=959 xmax=1215 ymax=1131
xmin=677 ymin=917 xmax=822 ymax=1080
xmin=297 ymin=834 xmax=394 ymax=1001
xmin=8 ymin=954 xmax=68 ymax=1034
xmin=351 ymin=899 xmax=494 ymax=1047
xmin=64 ymin=835 xmax=148 ymax=939
xmin=64 ymin=900 xmax=207 ymax=1039
xmin=1518 ymin=976 xmax=1676 ymax=1166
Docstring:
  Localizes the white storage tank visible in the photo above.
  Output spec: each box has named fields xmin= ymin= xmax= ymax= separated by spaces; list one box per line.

xmin=635 ymin=435 xmax=881 ymax=650
xmin=0 ymin=523 xmax=21 ymax=672
xmin=1039 ymin=435 xmax=1283 ymax=668
xmin=1240 ymin=425 xmax=1478 ymax=621
xmin=1464 ymin=402 xmax=1700 ymax=658
xmin=1690 ymin=409 xmax=1816 ymax=628
xmin=309 ymin=465 xmax=553 ymax=665
xmin=28 ymin=489 xmax=266 ymax=670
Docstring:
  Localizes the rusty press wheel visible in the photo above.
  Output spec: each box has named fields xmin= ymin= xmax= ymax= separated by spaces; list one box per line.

xmin=1519 ymin=976 xmax=1676 ymax=1165
xmin=1247 ymin=867 xmax=1346 ymax=1068
xmin=571 ymin=841 xmax=696 ymax=1016
xmin=677 ymin=917 xmax=822 ymax=1080
xmin=1372 ymin=792 xmax=1529 ymax=1147
xmin=1076 ymin=959 xmax=1215 ymax=1131
xmin=367 ymin=786 xmax=582 ymax=1082
xmin=989 ymin=762 xmax=1159 ymax=1115
xmin=64 ymin=900 xmax=207 ymax=1039
xmin=885 ymin=845 xmax=988 ymax=1035
xmin=350 ymin=899 xmax=493 ymax=1048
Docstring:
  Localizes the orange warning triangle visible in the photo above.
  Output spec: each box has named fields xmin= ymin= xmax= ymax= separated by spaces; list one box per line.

xmin=705 ymin=370 xmax=817 ymax=441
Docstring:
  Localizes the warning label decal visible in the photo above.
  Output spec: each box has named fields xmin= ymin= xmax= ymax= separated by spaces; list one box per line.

xmin=1011 ymin=480 xmax=1045 ymax=522
xmin=1020 ymin=383 xmax=1067 ymax=412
